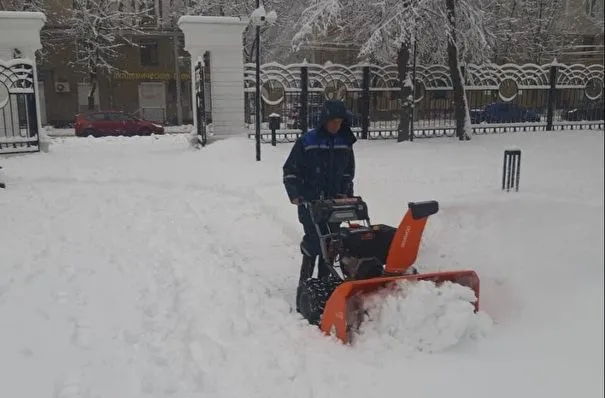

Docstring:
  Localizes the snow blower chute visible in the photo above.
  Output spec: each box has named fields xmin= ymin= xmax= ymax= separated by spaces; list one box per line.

xmin=295 ymin=197 xmax=480 ymax=344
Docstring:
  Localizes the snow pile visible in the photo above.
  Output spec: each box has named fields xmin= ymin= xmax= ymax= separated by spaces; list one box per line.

xmin=355 ymin=280 xmax=492 ymax=353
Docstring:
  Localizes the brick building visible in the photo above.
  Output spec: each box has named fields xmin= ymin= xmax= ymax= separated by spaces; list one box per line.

xmin=35 ymin=0 xmax=193 ymax=127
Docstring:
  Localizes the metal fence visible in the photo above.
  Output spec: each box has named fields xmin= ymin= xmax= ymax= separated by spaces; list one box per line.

xmin=243 ymin=61 xmax=604 ymax=143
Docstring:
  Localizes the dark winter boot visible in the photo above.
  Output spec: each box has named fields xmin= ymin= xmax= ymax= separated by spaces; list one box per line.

xmin=298 ymin=255 xmax=315 ymax=283
xmin=296 ymin=255 xmax=316 ymax=313
xmin=317 ymin=256 xmax=331 ymax=279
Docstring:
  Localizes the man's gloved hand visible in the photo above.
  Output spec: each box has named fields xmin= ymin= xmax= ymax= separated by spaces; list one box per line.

xmin=291 ymin=197 xmax=303 ymax=205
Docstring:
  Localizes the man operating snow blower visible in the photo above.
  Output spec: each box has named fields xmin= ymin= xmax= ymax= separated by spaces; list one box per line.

xmin=282 ymin=102 xmax=481 ymax=343
xmin=282 ymin=100 xmax=356 ymax=288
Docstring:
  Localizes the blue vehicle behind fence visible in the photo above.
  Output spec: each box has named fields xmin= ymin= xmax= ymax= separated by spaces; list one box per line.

xmin=470 ymin=102 xmax=541 ymax=124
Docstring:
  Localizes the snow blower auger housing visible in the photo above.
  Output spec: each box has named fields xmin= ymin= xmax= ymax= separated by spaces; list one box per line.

xmin=296 ymin=197 xmax=480 ymax=344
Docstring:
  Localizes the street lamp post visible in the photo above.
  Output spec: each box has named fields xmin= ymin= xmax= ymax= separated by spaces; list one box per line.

xmin=250 ymin=3 xmax=277 ymax=161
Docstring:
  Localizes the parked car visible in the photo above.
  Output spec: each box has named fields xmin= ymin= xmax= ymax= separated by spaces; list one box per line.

xmin=75 ymin=111 xmax=165 ymax=137
xmin=471 ymin=102 xmax=541 ymax=124
xmin=561 ymin=101 xmax=604 ymax=121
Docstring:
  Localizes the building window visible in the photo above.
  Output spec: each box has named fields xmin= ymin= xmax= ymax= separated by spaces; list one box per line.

xmin=140 ymin=41 xmax=159 ymax=66
xmin=585 ymin=0 xmax=602 ymax=17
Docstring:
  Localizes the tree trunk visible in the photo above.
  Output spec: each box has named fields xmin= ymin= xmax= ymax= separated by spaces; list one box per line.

xmin=445 ymin=0 xmax=470 ymax=141
xmin=396 ymin=42 xmax=412 ymax=142
xmin=87 ymin=57 xmax=97 ymax=111
xmin=88 ymin=73 xmax=97 ymax=111
xmin=500 ymin=0 xmax=519 ymax=63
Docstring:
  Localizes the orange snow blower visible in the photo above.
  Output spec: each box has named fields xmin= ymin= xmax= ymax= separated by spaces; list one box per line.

xmin=296 ymin=197 xmax=480 ymax=344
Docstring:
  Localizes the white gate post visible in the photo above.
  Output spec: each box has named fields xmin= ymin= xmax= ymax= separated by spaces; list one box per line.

xmin=0 ymin=11 xmax=46 ymax=137
xmin=178 ymin=16 xmax=248 ymax=138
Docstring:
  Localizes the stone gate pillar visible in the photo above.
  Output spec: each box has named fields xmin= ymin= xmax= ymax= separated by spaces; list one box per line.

xmin=178 ymin=16 xmax=248 ymax=137
xmin=0 ymin=11 xmax=46 ymax=136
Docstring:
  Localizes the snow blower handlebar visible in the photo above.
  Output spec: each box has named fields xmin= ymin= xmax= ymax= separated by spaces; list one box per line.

xmin=304 ymin=197 xmax=370 ymax=226
xmin=303 ymin=197 xmax=373 ymax=276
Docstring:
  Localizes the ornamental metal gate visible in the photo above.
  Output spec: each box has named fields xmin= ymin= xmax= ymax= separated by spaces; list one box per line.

xmin=194 ymin=53 xmax=211 ymax=147
xmin=0 ymin=59 xmax=39 ymax=154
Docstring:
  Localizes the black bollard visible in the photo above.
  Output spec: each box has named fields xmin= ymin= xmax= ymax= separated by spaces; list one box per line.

xmin=269 ymin=113 xmax=281 ymax=147
xmin=502 ymin=149 xmax=521 ymax=192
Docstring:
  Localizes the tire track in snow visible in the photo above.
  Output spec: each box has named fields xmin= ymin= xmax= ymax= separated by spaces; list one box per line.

xmin=181 ymin=195 xmax=296 ymax=305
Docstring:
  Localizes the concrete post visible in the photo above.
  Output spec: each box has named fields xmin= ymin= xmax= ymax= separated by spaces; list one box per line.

xmin=178 ymin=16 xmax=248 ymax=137
xmin=0 ymin=11 xmax=46 ymax=137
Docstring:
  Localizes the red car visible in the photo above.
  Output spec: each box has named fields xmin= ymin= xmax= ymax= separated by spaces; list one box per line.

xmin=75 ymin=111 xmax=165 ymax=137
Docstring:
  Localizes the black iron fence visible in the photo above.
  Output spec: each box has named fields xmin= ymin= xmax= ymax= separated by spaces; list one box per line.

xmin=244 ymin=61 xmax=604 ymax=143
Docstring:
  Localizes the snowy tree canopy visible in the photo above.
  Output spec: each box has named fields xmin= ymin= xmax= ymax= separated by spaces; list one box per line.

xmin=291 ymin=0 xmax=493 ymax=140
xmin=584 ymin=0 xmax=604 ymax=29
xmin=58 ymin=0 xmax=153 ymax=108
xmin=291 ymin=0 xmax=493 ymax=65
xmin=488 ymin=0 xmax=567 ymax=64
xmin=0 ymin=0 xmax=42 ymax=11
xmin=62 ymin=0 xmax=151 ymax=74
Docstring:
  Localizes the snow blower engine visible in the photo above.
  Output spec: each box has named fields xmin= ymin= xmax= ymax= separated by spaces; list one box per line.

xmin=296 ymin=196 xmax=480 ymax=344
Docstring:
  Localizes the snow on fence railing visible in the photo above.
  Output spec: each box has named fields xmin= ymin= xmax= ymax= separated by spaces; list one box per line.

xmin=243 ymin=61 xmax=604 ymax=142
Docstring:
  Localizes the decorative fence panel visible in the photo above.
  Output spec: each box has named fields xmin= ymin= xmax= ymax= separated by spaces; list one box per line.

xmin=244 ymin=61 xmax=604 ymax=143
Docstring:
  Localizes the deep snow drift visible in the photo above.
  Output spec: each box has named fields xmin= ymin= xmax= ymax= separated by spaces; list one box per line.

xmin=0 ymin=130 xmax=603 ymax=398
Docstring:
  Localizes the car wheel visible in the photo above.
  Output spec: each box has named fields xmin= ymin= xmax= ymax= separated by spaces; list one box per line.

xmin=139 ymin=128 xmax=151 ymax=136
xmin=82 ymin=128 xmax=96 ymax=137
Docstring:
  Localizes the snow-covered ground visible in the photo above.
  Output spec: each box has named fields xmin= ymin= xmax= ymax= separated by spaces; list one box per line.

xmin=0 ymin=130 xmax=603 ymax=398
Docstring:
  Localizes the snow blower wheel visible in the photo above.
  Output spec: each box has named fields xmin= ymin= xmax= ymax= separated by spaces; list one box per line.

xmin=295 ymin=197 xmax=481 ymax=344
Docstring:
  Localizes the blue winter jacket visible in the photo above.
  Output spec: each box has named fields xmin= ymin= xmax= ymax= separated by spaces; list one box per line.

xmin=282 ymin=100 xmax=357 ymax=202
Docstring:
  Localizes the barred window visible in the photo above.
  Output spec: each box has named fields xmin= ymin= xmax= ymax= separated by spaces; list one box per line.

xmin=140 ymin=41 xmax=159 ymax=66
xmin=585 ymin=0 xmax=603 ymax=17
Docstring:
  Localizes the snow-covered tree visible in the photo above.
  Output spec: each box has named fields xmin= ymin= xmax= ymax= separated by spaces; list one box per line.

xmin=584 ymin=0 xmax=604 ymax=40
xmin=292 ymin=0 xmax=492 ymax=141
xmin=0 ymin=0 xmax=42 ymax=11
xmin=518 ymin=0 xmax=566 ymax=64
xmin=61 ymin=0 xmax=151 ymax=110
xmin=293 ymin=0 xmax=426 ymax=141
xmin=488 ymin=0 xmax=523 ymax=63
xmin=585 ymin=0 xmax=604 ymax=24
xmin=488 ymin=0 xmax=570 ymax=64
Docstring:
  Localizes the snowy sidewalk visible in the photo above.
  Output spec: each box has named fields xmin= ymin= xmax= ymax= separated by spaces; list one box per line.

xmin=0 ymin=131 xmax=602 ymax=398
